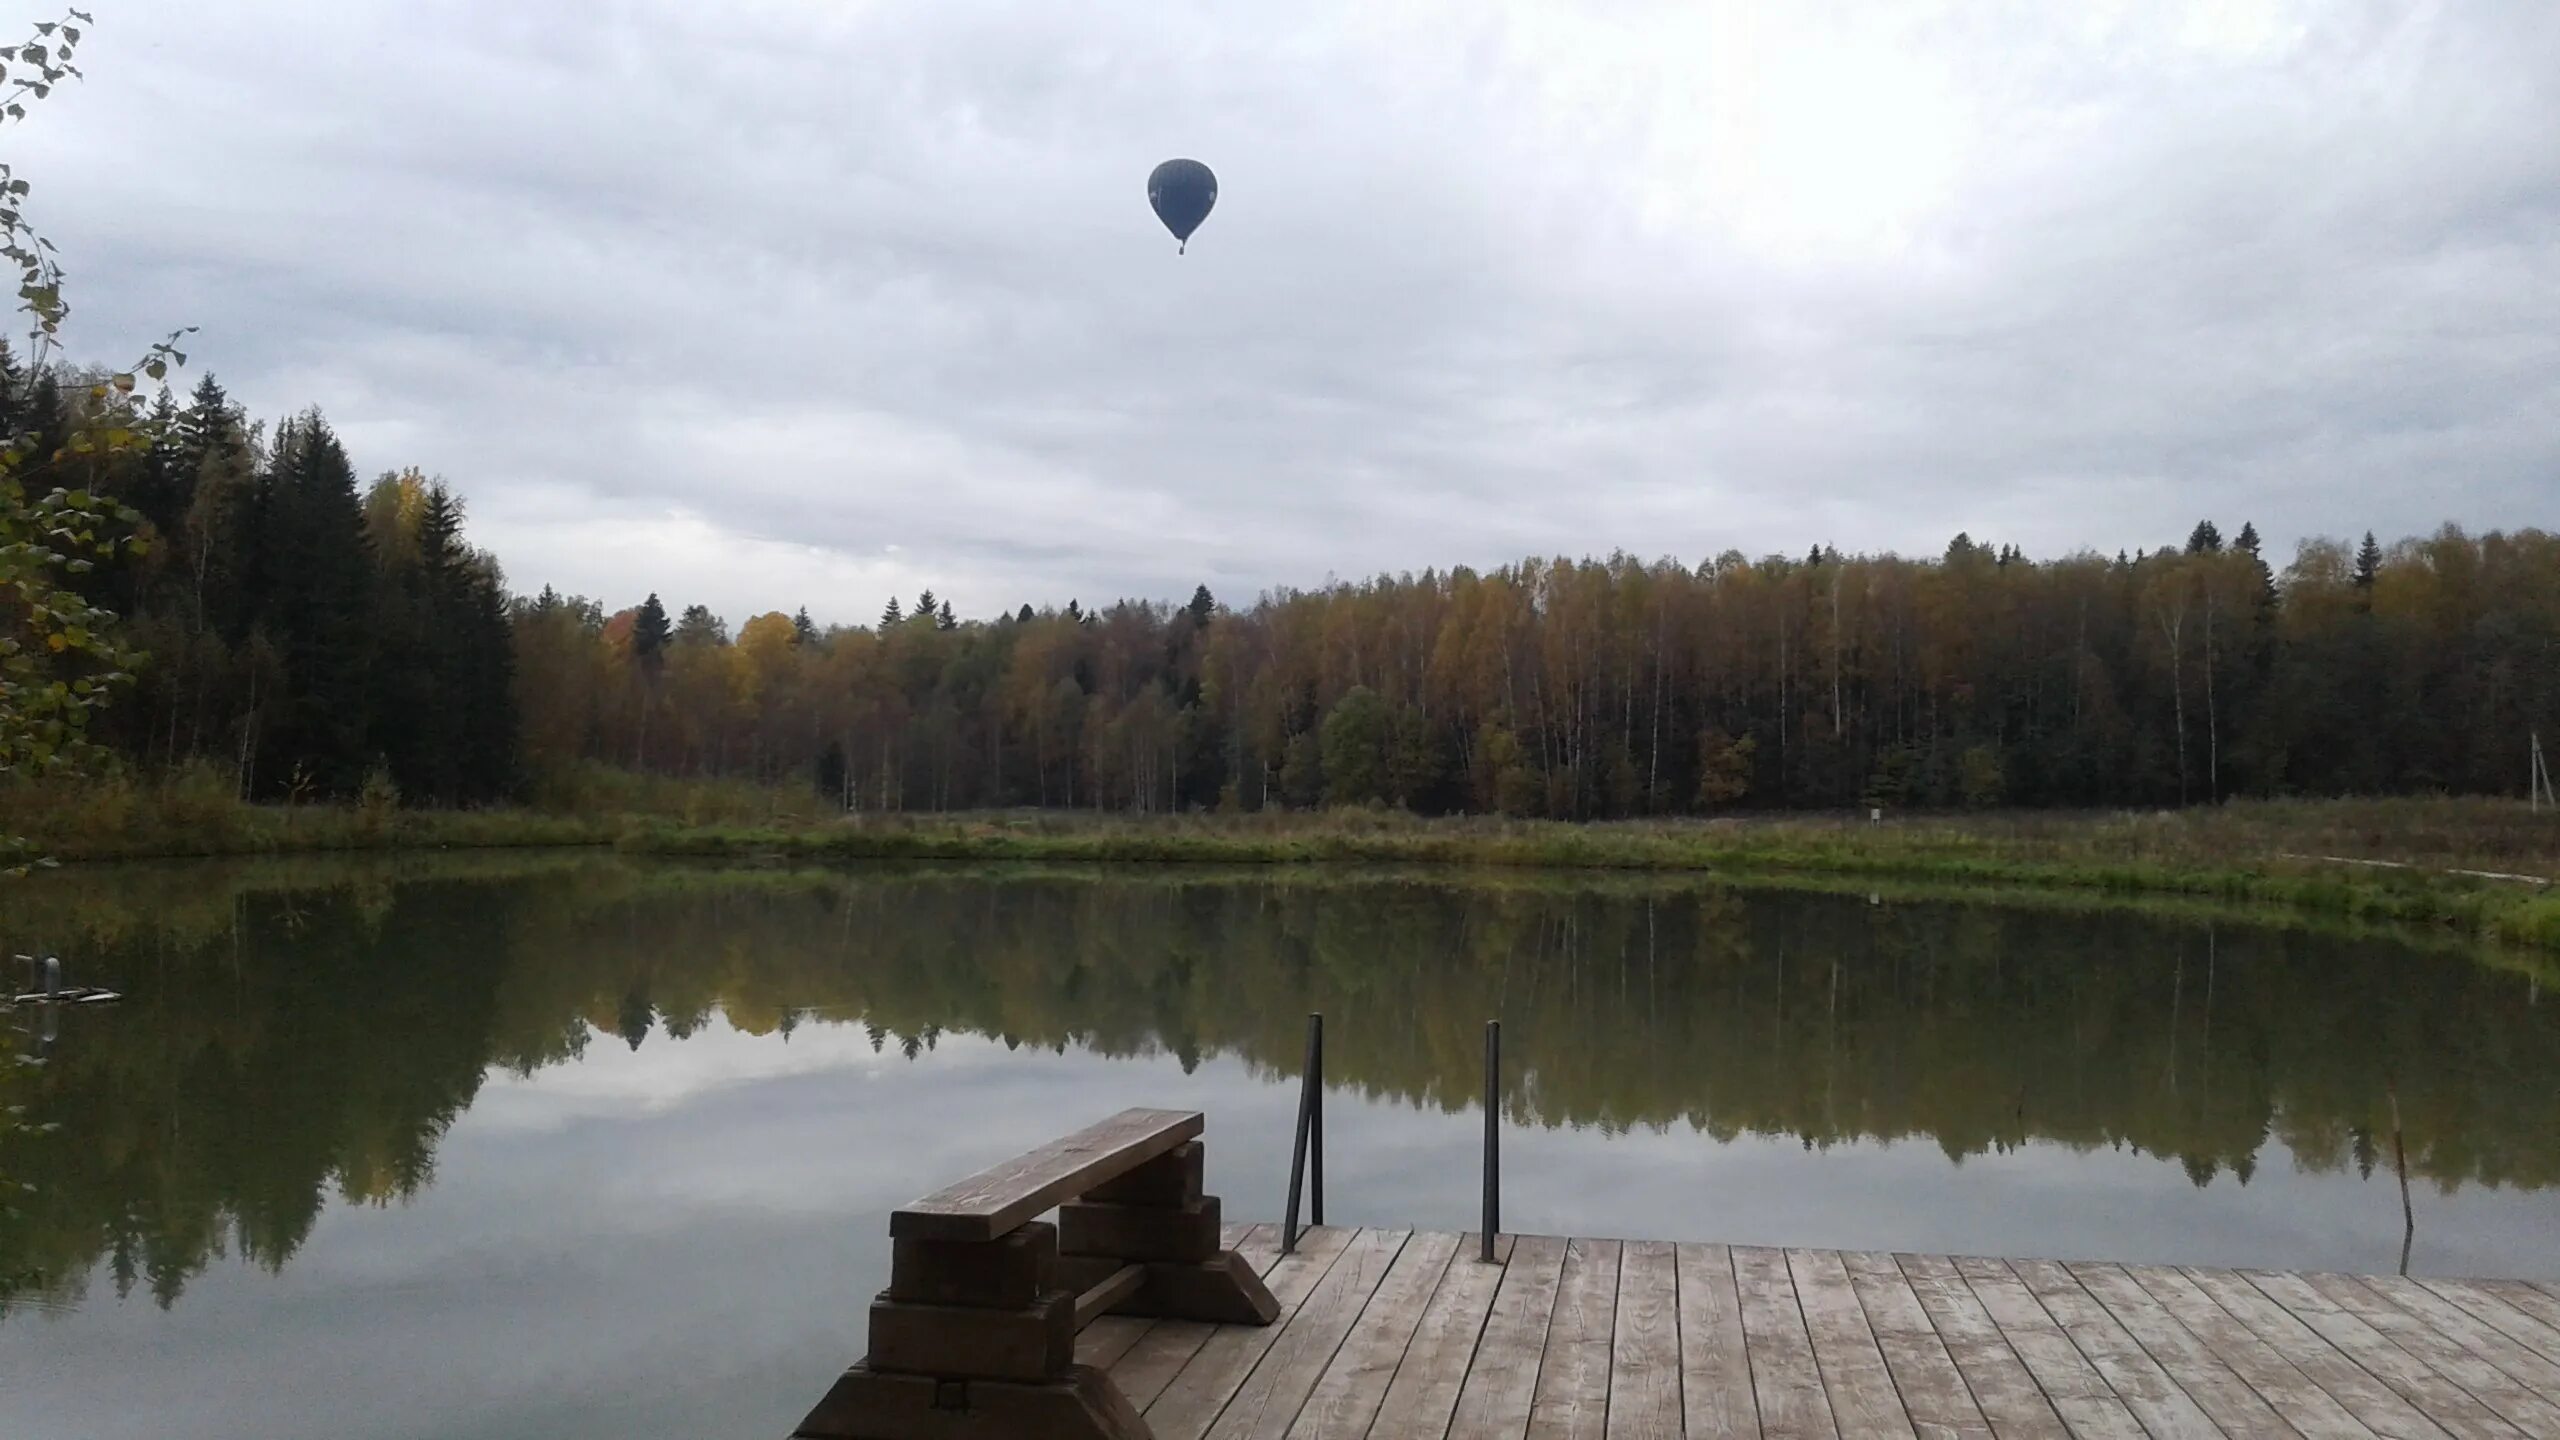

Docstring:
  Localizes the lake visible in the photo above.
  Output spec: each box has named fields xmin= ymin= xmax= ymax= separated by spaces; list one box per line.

xmin=2 ymin=853 xmax=2555 ymax=1439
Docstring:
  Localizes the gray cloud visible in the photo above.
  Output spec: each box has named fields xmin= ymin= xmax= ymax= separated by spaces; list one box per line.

xmin=16 ymin=0 xmax=2557 ymax=623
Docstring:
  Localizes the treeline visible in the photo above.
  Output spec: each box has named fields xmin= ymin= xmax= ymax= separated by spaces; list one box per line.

xmin=23 ymin=351 xmax=2560 ymax=815
xmin=8 ymin=352 xmax=517 ymax=803
xmin=517 ymin=521 xmax=2560 ymax=816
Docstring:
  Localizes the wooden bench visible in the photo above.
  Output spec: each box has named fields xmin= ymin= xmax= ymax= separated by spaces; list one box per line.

xmin=792 ymin=1107 xmax=1279 ymax=1440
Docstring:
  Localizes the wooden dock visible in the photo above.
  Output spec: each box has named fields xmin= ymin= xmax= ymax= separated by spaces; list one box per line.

xmin=790 ymin=1108 xmax=2560 ymax=1439
xmin=1082 ymin=1223 xmax=2560 ymax=1439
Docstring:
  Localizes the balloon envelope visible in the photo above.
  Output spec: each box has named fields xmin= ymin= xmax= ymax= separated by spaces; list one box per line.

xmin=1148 ymin=159 xmax=1217 ymax=249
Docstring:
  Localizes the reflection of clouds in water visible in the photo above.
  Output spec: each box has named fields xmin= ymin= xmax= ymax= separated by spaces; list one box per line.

xmin=12 ymin=1025 xmax=2560 ymax=1440
xmin=7 ymin=862 xmax=2560 ymax=1440
xmin=462 ymin=1017 xmax=936 ymax=1130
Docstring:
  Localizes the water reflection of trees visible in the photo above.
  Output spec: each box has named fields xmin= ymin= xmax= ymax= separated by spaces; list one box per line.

xmin=3 ymin=855 xmax=2554 ymax=1313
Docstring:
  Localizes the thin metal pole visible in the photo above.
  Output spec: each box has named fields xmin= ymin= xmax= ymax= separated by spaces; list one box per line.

xmin=1282 ymin=1011 xmax=1320 ymax=1254
xmin=1310 ymin=1012 xmax=1325 ymax=1226
xmin=1482 ymin=1020 xmax=1500 ymax=1264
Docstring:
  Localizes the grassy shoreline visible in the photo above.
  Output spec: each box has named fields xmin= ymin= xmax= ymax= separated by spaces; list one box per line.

xmin=8 ymin=783 xmax=2556 ymax=951
xmin=624 ymin=816 xmax=2560 ymax=950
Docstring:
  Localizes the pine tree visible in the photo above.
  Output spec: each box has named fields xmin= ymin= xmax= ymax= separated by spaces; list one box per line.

xmin=936 ymin=599 xmax=956 ymax=631
xmin=1186 ymin=585 xmax=1216 ymax=628
xmin=2354 ymin=532 xmax=2383 ymax=591
xmin=1015 ymin=603 xmax=1036 ymax=625
xmin=881 ymin=596 xmax=903 ymax=627
xmin=2234 ymin=522 xmax=2261 ymax=557
xmin=916 ymin=589 xmax=937 ymax=623
xmin=0 ymin=337 xmax=21 ymax=436
xmin=792 ymin=607 xmax=817 ymax=645
xmin=256 ymin=411 xmax=377 ymax=796
xmin=453 ymin=547 xmax=519 ymax=801
xmin=675 ymin=604 xmax=725 ymax=645
xmin=631 ymin=593 xmax=671 ymax=673
xmin=2187 ymin=520 xmax=2222 ymax=553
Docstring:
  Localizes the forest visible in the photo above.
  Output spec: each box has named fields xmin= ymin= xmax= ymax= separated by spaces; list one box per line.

xmin=16 ymin=355 xmax=2560 ymax=819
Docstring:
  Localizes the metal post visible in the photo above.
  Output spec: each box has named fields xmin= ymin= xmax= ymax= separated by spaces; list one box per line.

xmin=1310 ymin=1012 xmax=1325 ymax=1226
xmin=1282 ymin=1011 xmax=1321 ymax=1254
xmin=1481 ymin=1020 xmax=1500 ymax=1264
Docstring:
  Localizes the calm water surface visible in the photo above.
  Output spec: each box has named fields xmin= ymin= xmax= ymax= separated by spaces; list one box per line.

xmin=2 ymin=853 xmax=2556 ymax=1439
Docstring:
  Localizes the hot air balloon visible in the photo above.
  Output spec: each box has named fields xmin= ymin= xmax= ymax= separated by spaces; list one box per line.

xmin=1148 ymin=159 xmax=1217 ymax=253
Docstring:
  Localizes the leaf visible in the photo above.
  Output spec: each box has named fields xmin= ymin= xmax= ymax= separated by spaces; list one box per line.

xmin=142 ymin=358 xmax=166 ymax=381
xmin=45 ymin=633 xmax=64 ymax=652
xmin=110 ymin=371 xmax=132 ymax=392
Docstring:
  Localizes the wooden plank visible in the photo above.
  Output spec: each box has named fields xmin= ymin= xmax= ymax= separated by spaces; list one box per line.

xmin=1077 ymin=1264 xmax=1148 ymax=1329
xmin=2173 ymin=1266 xmax=2451 ymax=1440
xmin=1945 ymin=1255 xmax=2146 ymax=1440
xmin=892 ymin=1107 xmax=1204 ymax=1241
xmin=2247 ymin=1272 xmax=2526 ymax=1440
xmin=1285 ymin=1230 xmax=1462 ymax=1440
xmin=2008 ymin=1258 xmax=2225 ymax=1439
xmin=1450 ymin=1233 xmax=1571 ymax=1440
xmin=1370 ymin=1235 xmax=1514 ymax=1440
xmin=2474 ymin=1280 xmax=2560 ymax=1336
xmin=1233 ymin=1224 xmax=1284 ymax=1276
xmin=1675 ymin=1244 xmax=1764 ymax=1440
xmin=1083 ymin=1227 xmax=1280 ymax=1375
xmin=865 ymin=1289 xmax=1074 ymax=1382
xmin=1885 ymin=1253 xmax=2067 ymax=1440
xmin=2306 ymin=1273 xmax=2560 ymax=1437
xmin=1529 ymin=1236 xmax=1622 ymax=1440
xmin=2071 ymin=1264 xmax=2366 ymax=1440
xmin=1731 ymin=1246 xmax=1840 ymax=1440
xmin=1169 ymin=1226 xmax=1410 ymax=1440
xmin=1838 ymin=1252 xmax=1997 ymax=1440
xmin=2116 ymin=1265 xmax=2374 ymax=1440
xmin=2415 ymin=1280 xmax=2560 ymax=1366
xmin=889 ymin=1221 xmax=1057 ymax=1308
xmin=1608 ymin=1240 xmax=1682 ymax=1440
xmin=2354 ymin=1276 xmax=2560 ymax=1397
xmin=1080 ymin=1315 xmax=1157 ymax=1369
xmin=1785 ymin=1250 xmax=1915 ymax=1440
xmin=1113 ymin=1226 xmax=1352 ymax=1414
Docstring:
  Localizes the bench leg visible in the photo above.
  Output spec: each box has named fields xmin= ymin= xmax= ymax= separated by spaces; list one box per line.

xmin=793 ymin=1363 xmax=1150 ymax=1440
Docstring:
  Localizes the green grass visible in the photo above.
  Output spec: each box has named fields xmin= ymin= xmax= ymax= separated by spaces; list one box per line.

xmin=616 ymin=802 xmax=2560 ymax=950
xmin=7 ymin=767 xmax=2554 ymax=950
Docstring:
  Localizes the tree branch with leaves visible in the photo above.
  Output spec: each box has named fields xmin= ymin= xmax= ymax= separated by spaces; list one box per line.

xmin=0 ymin=6 xmax=193 ymax=876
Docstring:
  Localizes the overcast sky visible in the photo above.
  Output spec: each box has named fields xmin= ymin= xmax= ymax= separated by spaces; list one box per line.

xmin=17 ymin=0 xmax=2558 ymax=625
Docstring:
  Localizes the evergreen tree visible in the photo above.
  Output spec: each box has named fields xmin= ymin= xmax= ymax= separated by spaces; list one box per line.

xmin=1015 ymin=603 xmax=1036 ymax=625
xmin=1186 ymin=585 xmax=1216 ymax=628
xmin=452 ymin=547 xmax=519 ymax=802
xmin=881 ymin=596 xmax=903 ymax=627
xmin=936 ymin=599 xmax=956 ymax=631
xmin=631 ymin=593 xmax=671 ymax=673
xmin=2234 ymin=522 xmax=2262 ymax=557
xmin=379 ymin=481 xmax=518 ymax=804
xmin=791 ymin=607 xmax=817 ymax=645
xmin=2187 ymin=520 xmax=2222 ymax=553
xmin=915 ymin=589 xmax=937 ymax=623
xmin=674 ymin=604 xmax=726 ymax=645
xmin=0 ymin=337 xmax=21 ymax=436
xmin=2354 ymin=531 xmax=2383 ymax=591
xmin=255 ymin=411 xmax=377 ymax=797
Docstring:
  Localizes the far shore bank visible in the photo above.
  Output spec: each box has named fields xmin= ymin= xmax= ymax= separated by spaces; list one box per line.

xmin=6 ymin=790 xmax=2554 ymax=952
